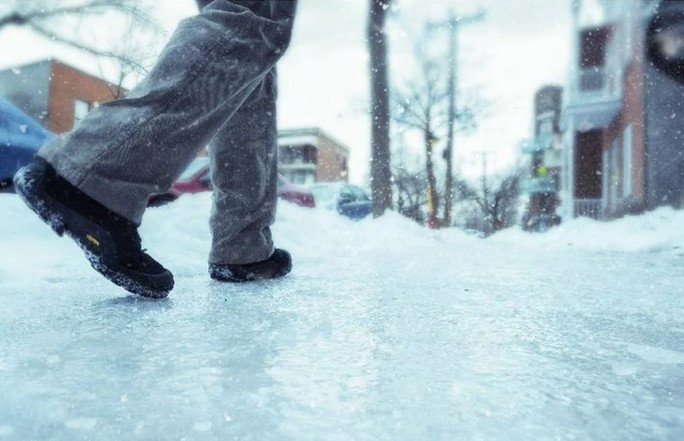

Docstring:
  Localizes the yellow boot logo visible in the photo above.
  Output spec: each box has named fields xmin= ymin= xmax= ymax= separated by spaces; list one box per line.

xmin=86 ymin=234 xmax=100 ymax=247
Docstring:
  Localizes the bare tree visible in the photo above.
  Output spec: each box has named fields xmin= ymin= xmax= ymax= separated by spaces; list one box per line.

xmin=391 ymin=143 xmax=428 ymax=223
xmin=97 ymin=17 xmax=162 ymax=99
xmin=393 ymin=169 xmax=429 ymax=224
xmin=368 ymin=0 xmax=393 ymax=218
xmin=391 ymin=20 xmax=487 ymax=228
xmin=0 ymin=0 xmax=161 ymax=72
xmin=392 ymin=58 xmax=448 ymax=227
xmin=455 ymin=164 xmax=523 ymax=235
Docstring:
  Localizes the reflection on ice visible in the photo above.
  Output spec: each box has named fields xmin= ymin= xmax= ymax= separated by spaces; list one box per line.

xmin=627 ymin=343 xmax=684 ymax=365
xmin=0 ymin=194 xmax=683 ymax=440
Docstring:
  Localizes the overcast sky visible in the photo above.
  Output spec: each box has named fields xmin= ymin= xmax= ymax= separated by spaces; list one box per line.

xmin=0 ymin=0 xmax=572 ymax=183
xmin=285 ymin=0 xmax=572 ymax=182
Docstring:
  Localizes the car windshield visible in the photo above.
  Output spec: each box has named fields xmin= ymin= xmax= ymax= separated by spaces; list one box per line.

xmin=349 ymin=185 xmax=370 ymax=201
xmin=178 ymin=157 xmax=208 ymax=181
xmin=309 ymin=184 xmax=342 ymax=203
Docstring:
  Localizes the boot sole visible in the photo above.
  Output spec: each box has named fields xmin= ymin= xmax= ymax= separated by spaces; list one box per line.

xmin=210 ymin=266 xmax=291 ymax=283
xmin=14 ymin=166 xmax=171 ymax=298
xmin=209 ymin=251 xmax=292 ymax=283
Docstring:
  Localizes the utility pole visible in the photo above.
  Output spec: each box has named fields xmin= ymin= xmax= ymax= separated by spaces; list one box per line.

xmin=433 ymin=9 xmax=485 ymax=227
xmin=368 ymin=0 xmax=393 ymax=218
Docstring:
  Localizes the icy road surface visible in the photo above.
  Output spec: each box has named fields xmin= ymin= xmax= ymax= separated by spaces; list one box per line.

xmin=1 ymin=193 xmax=684 ymax=440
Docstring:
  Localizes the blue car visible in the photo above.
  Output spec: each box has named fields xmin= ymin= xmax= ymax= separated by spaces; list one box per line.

xmin=309 ymin=182 xmax=372 ymax=220
xmin=0 ymin=98 xmax=54 ymax=190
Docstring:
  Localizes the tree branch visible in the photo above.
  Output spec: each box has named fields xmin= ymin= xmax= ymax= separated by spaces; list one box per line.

xmin=27 ymin=20 xmax=149 ymax=72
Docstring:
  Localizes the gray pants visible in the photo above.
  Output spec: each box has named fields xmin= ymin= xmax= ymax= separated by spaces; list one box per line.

xmin=38 ymin=0 xmax=297 ymax=265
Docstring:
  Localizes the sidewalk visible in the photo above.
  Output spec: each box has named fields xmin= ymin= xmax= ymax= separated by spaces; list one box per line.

xmin=1 ymin=193 xmax=683 ymax=440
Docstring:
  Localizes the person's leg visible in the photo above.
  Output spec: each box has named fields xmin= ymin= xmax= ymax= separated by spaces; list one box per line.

xmin=39 ymin=0 xmax=297 ymax=224
xmin=14 ymin=0 xmax=297 ymax=296
xmin=195 ymin=0 xmax=291 ymax=278
xmin=208 ymin=69 xmax=278 ymax=265
xmin=206 ymin=68 xmax=292 ymax=282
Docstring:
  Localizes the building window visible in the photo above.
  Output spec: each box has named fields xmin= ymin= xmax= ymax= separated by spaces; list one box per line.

xmin=281 ymin=145 xmax=306 ymax=165
xmin=290 ymin=170 xmax=312 ymax=185
xmin=536 ymin=112 xmax=554 ymax=137
xmin=303 ymin=145 xmax=317 ymax=164
xmin=610 ymin=138 xmax=619 ymax=206
xmin=539 ymin=119 xmax=553 ymax=137
xmin=602 ymin=148 xmax=609 ymax=208
xmin=280 ymin=146 xmax=293 ymax=165
xmin=623 ymin=124 xmax=633 ymax=198
xmin=74 ymin=99 xmax=91 ymax=125
xmin=623 ymin=5 xmax=633 ymax=59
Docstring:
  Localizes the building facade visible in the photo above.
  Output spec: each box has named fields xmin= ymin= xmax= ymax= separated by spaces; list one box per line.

xmin=0 ymin=59 xmax=125 ymax=134
xmin=277 ymin=127 xmax=350 ymax=185
xmin=562 ymin=0 xmax=684 ymax=219
xmin=520 ymin=85 xmax=564 ymax=230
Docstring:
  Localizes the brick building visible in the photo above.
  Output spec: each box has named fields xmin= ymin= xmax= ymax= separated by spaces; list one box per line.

xmin=562 ymin=0 xmax=684 ymax=219
xmin=277 ymin=127 xmax=350 ymax=185
xmin=0 ymin=59 xmax=126 ymax=134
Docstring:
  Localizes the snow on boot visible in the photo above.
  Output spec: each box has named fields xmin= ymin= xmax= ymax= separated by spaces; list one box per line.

xmin=13 ymin=158 xmax=174 ymax=298
xmin=209 ymin=248 xmax=292 ymax=282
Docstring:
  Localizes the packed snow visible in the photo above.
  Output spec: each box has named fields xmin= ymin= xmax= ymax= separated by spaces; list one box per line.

xmin=1 ymin=191 xmax=683 ymax=440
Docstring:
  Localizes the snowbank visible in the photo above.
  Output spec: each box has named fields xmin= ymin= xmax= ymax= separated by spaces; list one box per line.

xmin=492 ymin=206 xmax=684 ymax=253
xmin=3 ymin=191 xmax=683 ymax=285
xmin=2 ymin=192 xmax=684 ymax=440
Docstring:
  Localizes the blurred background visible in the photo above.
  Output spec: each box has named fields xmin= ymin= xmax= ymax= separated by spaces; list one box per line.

xmin=1 ymin=0 xmax=682 ymax=235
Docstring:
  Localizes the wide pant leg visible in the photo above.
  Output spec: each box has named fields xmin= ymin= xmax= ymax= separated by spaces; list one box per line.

xmin=197 ymin=0 xmax=282 ymax=264
xmin=207 ymin=69 xmax=279 ymax=265
xmin=38 ymin=0 xmax=297 ymax=225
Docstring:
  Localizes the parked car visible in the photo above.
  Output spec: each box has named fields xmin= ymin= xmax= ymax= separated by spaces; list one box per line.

xmin=277 ymin=175 xmax=316 ymax=208
xmin=0 ymin=98 xmax=54 ymax=190
xmin=148 ymin=157 xmax=315 ymax=208
xmin=524 ymin=213 xmax=562 ymax=233
xmin=309 ymin=182 xmax=372 ymax=220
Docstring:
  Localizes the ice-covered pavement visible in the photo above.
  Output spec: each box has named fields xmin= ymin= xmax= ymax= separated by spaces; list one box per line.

xmin=1 ymin=192 xmax=684 ymax=440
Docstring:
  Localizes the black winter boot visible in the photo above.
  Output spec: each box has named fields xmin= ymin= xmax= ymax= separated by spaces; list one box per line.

xmin=209 ymin=248 xmax=292 ymax=282
xmin=13 ymin=158 xmax=174 ymax=298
